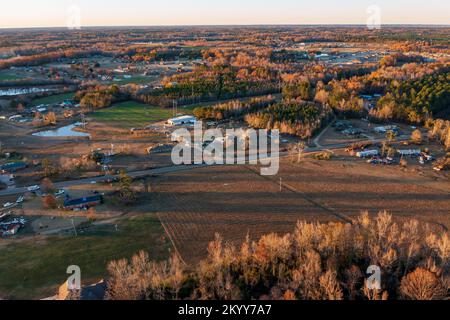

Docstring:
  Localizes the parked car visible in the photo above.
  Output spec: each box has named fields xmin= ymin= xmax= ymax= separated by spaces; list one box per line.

xmin=54 ymin=189 xmax=65 ymax=197
xmin=16 ymin=196 xmax=24 ymax=203
xmin=3 ymin=202 xmax=14 ymax=208
xmin=27 ymin=185 xmax=40 ymax=192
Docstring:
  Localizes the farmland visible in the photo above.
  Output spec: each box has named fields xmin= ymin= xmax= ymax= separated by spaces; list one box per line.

xmin=150 ymin=157 xmax=450 ymax=264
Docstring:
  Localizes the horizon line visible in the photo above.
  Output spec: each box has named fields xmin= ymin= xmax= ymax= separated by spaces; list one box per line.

xmin=1 ymin=23 xmax=450 ymax=31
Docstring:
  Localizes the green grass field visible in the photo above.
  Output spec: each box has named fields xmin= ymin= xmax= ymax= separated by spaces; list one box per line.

xmin=0 ymin=72 xmax=26 ymax=81
xmin=89 ymin=101 xmax=173 ymax=128
xmin=0 ymin=214 xmax=170 ymax=299
xmin=32 ymin=93 xmax=75 ymax=106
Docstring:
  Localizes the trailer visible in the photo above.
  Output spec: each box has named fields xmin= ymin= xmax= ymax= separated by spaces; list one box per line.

xmin=356 ymin=150 xmax=379 ymax=158
xmin=397 ymin=149 xmax=421 ymax=157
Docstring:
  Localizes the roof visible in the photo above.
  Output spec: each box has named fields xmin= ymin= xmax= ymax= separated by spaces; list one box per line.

xmin=0 ymin=162 xmax=27 ymax=170
xmin=64 ymin=195 xmax=102 ymax=207
xmin=168 ymin=115 xmax=196 ymax=122
xmin=80 ymin=281 xmax=106 ymax=300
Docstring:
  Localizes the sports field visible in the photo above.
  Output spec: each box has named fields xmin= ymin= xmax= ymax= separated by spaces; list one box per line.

xmin=89 ymin=101 xmax=173 ymax=128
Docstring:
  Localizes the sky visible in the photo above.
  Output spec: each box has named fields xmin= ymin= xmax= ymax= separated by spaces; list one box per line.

xmin=1 ymin=0 xmax=449 ymax=28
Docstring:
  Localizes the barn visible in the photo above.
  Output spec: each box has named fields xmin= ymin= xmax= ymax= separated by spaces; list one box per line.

xmin=63 ymin=195 xmax=103 ymax=210
xmin=167 ymin=115 xmax=197 ymax=126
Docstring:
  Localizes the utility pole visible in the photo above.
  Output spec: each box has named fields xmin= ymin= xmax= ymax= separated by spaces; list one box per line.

xmin=80 ymin=112 xmax=86 ymax=128
xmin=71 ymin=218 xmax=77 ymax=237
xmin=297 ymin=142 xmax=305 ymax=164
xmin=172 ymin=100 xmax=177 ymax=117
xmin=279 ymin=177 xmax=282 ymax=192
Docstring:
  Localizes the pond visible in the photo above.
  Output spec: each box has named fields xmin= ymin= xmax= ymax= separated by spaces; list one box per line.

xmin=0 ymin=87 xmax=54 ymax=96
xmin=32 ymin=122 xmax=91 ymax=138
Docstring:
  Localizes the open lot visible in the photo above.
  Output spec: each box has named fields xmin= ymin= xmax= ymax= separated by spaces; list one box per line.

xmin=150 ymin=157 xmax=450 ymax=264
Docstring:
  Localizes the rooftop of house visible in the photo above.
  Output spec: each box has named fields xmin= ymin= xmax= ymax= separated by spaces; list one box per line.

xmin=63 ymin=195 xmax=102 ymax=207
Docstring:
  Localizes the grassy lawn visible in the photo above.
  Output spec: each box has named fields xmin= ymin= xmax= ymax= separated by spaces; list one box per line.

xmin=0 ymin=72 xmax=26 ymax=81
xmin=89 ymin=101 xmax=173 ymax=128
xmin=32 ymin=93 xmax=75 ymax=106
xmin=0 ymin=214 xmax=171 ymax=299
xmin=109 ymin=75 xmax=156 ymax=85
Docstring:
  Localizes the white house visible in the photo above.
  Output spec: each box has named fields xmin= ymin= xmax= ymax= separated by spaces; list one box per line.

xmin=374 ymin=125 xmax=398 ymax=134
xmin=397 ymin=149 xmax=421 ymax=157
xmin=167 ymin=115 xmax=197 ymax=126
xmin=356 ymin=150 xmax=379 ymax=158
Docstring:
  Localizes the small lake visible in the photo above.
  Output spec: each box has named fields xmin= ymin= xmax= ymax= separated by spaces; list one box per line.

xmin=0 ymin=87 xmax=54 ymax=96
xmin=32 ymin=122 xmax=91 ymax=138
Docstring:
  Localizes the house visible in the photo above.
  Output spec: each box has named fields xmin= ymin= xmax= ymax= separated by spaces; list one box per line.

xmin=36 ymin=104 xmax=48 ymax=113
xmin=63 ymin=195 xmax=103 ymax=210
xmin=56 ymin=280 xmax=106 ymax=300
xmin=61 ymin=100 xmax=74 ymax=108
xmin=8 ymin=115 xmax=22 ymax=122
xmin=0 ymin=217 xmax=25 ymax=236
xmin=374 ymin=125 xmax=398 ymax=134
xmin=0 ymin=161 xmax=27 ymax=173
xmin=397 ymin=149 xmax=421 ymax=157
xmin=167 ymin=115 xmax=196 ymax=126
xmin=0 ymin=223 xmax=21 ymax=236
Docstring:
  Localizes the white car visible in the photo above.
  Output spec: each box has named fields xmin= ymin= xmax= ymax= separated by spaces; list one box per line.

xmin=16 ymin=196 xmax=24 ymax=203
xmin=3 ymin=202 xmax=14 ymax=208
xmin=54 ymin=189 xmax=65 ymax=197
xmin=27 ymin=185 xmax=40 ymax=192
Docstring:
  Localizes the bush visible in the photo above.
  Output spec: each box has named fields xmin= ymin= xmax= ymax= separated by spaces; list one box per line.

xmin=411 ymin=129 xmax=423 ymax=144
xmin=314 ymin=152 xmax=332 ymax=161
xmin=400 ymin=268 xmax=447 ymax=300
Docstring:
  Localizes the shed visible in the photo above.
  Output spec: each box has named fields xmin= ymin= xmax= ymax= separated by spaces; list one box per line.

xmin=167 ymin=115 xmax=196 ymax=126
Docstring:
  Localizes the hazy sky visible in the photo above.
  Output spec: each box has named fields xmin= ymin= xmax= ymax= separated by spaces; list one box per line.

xmin=1 ymin=0 xmax=449 ymax=28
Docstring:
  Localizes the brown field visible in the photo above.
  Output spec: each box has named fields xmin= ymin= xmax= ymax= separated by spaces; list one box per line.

xmin=150 ymin=157 xmax=450 ymax=265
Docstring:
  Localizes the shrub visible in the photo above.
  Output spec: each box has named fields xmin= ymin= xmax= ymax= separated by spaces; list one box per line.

xmin=42 ymin=194 xmax=57 ymax=209
xmin=400 ymin=268 xmax=447 ymax=300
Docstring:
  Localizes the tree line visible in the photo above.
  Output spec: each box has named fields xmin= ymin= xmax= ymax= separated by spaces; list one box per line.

xmin=103 ymin=212 xmax=449 ymax=300
xmin=193 ymin=95 xmax=277 ymax=121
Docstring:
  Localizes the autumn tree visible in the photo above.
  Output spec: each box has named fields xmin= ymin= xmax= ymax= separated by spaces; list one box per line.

xmin=42 ymin=194 xmax=57 ymax=209
xmin=41 ymin=158 xmax=58 ymax=177
xmin=44 ymin=112 xmax=57 ymax=125
xmin=117 ymin=170 xmax=137 ymax=205
xmin=400 ymin=268 xmax=447 ymax=300
xmin=41 ymin=177 xmax=55 ymax=193
xmin=411 ymin=129 xmax=423 ymax=144
xmin=87 ymin=207 xmax=96 ymax=221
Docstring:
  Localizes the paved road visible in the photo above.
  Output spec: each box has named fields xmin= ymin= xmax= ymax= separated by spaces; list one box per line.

xmin=0 ymin=164 xmax=210 ymax=197
xmin=0 ymin=135 xmax=410 ymax=198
